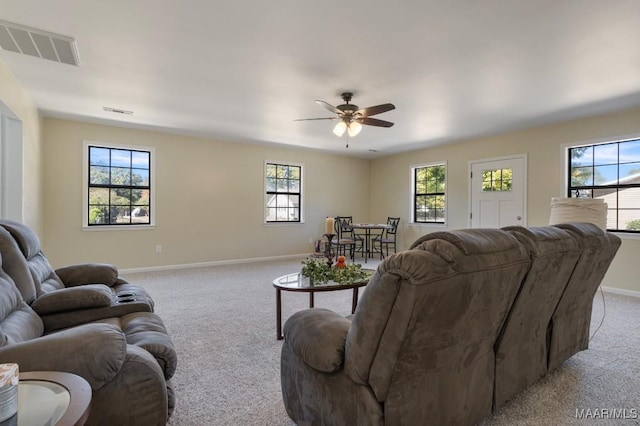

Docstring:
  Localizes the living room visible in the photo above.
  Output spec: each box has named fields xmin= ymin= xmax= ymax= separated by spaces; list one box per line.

xmin=9 ymin=88 xmax=640 ymax=296
xmin=1 ymin=1 xmax=640 ymax=425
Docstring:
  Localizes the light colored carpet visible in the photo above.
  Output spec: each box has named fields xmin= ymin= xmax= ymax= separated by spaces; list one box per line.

xmin=123 ymin=258 xmax=640 ymax=426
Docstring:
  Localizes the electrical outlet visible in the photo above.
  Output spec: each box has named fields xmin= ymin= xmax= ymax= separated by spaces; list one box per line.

xmin=155 ymin=245 xmax=162 ymax=253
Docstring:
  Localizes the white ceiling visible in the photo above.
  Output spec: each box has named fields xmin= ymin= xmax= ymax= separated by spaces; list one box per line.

xmin=1 ymin=1 xmax=640 ymax=158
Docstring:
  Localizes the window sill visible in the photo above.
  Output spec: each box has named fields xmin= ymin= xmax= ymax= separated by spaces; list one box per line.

xmin=408 ymin=222 xmax=447 ymax=228
xmin=611 ymin=231 xmax=640 ymax=240
xmin=83 ymin=225 xmax=156 ymax=231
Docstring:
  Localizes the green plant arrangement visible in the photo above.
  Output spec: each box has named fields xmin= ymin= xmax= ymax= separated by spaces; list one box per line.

xmin=301 ymin=258 xmax=372 ymax=285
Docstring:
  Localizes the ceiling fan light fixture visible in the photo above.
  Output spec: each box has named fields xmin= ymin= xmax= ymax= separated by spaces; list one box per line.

xmin=333 ymin=121 xmax=347 ymax=137
xmin=297 ymin=93 xmax=395 ymax=141
xmin=348 ymin=121 xmax=362 ymax=137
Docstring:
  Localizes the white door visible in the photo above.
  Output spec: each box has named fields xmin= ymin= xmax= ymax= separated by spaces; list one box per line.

xmin=469 ymin=155 xmax=527 ymax=228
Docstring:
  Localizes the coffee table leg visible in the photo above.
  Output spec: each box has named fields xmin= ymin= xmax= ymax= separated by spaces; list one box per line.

xmin=352 ymin=287 xmax=359 ymax=314
xmin=276 ymin=288 xmax=283 ymax=340
xmin=309 ymin=291 xmax=314 ymax=308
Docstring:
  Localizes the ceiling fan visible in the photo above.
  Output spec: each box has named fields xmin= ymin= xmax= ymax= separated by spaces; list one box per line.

xmin=295 ymin=92 xmax=395 ymax=139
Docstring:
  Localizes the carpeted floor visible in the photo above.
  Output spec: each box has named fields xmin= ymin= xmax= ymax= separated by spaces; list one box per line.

xmin=122 ymin=258 xmax=640 ymax=426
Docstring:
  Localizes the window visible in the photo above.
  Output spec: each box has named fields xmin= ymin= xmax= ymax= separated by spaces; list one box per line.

xmin=412 ymin=163 xmax=446 ymax=224
xmin=265 ymin=162 xmax=302 ymax=223
xmin=482 ymin=168 xmax=513 ymax=192
xmin=84 ymin=142 xmax=154 ymax=227
xmin=568 ymin=138 xmax=640 ymax=232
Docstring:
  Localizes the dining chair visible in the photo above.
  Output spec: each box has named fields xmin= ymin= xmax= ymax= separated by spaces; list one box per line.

xmin=333 ymin=216 xmax=361 ymax=261
xmin=373 ymin=217 xmax=400 ymax=259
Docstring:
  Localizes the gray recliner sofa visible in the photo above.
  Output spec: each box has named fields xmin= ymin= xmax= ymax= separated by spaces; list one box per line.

xmin=0 ymin=219 xmax=155 ymax=332
xmin=280 ymin=224 xmax=621 ymax=426
xmin=0 ymin=220 xmax=177 ymax=425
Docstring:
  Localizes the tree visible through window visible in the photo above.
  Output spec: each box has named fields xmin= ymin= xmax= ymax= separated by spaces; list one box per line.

xmin=482 ymin=168 xmax=512 ymax=191
xmin=265 ymin=162 xmax=302 ymax=223
xmin=568 ymin=138 xmax=640 ymax=232
xmin=413 ymin=163 xmax=446 ymax=223
xmin=87 ymin=145 xmax=152 ymax=226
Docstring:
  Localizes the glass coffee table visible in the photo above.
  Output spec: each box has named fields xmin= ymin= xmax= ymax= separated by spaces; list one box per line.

xmin=15 ymin=371 xmax=91 ymax=426
xmin=273 ymin=271 xmax=372 ymax=340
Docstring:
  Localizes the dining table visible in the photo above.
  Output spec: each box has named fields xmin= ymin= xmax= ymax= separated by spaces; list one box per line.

xmin=351 ymin=223 xmax=392 ymax=263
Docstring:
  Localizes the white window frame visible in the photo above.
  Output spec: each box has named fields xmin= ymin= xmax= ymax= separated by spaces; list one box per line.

xmin=82 ymin=140 xmax=156 ymax=230
xmin=264 ymin=160 xmax=304 ymax=224
xmin=410 ymin=161 xmax=447 ymax=226
xmin=563 ymin=134 xmax=640 ymax=236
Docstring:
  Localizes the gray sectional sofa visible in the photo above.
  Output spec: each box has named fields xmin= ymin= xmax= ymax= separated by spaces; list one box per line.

xmin=280 ymin=223 xmax=621 ymax=426
xmin=0 ymin=220 xmax=176 ymax=426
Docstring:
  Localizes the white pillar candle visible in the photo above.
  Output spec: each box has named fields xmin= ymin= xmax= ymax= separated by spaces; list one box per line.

xmin=326 ymin=217 xmax=335 ymax=234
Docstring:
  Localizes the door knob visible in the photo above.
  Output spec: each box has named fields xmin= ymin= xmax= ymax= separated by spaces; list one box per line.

xmin=516 ymin=216 xmax=522 ymax=220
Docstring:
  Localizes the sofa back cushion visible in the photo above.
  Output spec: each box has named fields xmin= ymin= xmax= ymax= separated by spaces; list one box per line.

xmin=0 ymin=259 xmax=44 ymax=346
xmin=0 ymin=227 xmax=38 ymax=304
xmin=0 ymin=220 xmax=64 ymax=295
xmin=547 ymin=223 xmax=621 ymax=371
xmin=345 ymin=229 xmax=531 ymax=426
xmin=494 ymin=225 xmax=582 ymax=409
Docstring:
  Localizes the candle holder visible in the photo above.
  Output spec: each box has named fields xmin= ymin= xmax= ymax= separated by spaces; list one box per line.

xmin=323 ymin=233 xmax=335 ymax=267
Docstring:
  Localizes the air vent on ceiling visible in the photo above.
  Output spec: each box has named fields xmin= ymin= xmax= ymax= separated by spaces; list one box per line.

xmin=0 ymin=19 xmax=79 ymax=66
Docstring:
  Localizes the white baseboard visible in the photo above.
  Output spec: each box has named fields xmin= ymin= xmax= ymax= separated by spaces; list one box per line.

xmin=119 ymin=253 xmax=308 ymax=274
xmin=601 ymin=286 xmax=640 ymax=298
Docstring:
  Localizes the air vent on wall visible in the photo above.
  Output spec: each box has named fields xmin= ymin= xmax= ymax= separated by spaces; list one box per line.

xmin=0 ymin=19 xmax=79 ymax=66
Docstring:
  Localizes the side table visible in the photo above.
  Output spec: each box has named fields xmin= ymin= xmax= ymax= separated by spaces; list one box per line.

xmin=13 ymin=371 xmax=91 ymax=426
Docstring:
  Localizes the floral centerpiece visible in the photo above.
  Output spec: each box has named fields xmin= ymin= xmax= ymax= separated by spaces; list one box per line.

xmin=301 ymin=257 xmax=372 ymax=285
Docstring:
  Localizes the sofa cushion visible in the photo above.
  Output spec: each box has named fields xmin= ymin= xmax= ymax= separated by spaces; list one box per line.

xmin=547 ymin=223 xmax=622 ymax=371
xmin=0 ymin=269 xmax=43 ymax=345
xmin=0 ymin=220 xmax=41 ymax=259
xmin=494 ymin=226 xmax=582 ymax=408
xmin=27 ymin=254 xmax=65 ymax=293
xmin=55 ymin=264 xmax=119 ymax=287
xmin=0 ymin=220 xmax=65 ymax=294
xmin=284 ymin=308 xmax=351 ymax=373
xmin=2 ymin=323 xmax=126 ymax=389
xmin=0 ymin=227 xmax=38 ymax=304
xmin=98 ymin=312 xmax=178 ymax=380
xmin=31 ymin=284 xmax=113 ymax=315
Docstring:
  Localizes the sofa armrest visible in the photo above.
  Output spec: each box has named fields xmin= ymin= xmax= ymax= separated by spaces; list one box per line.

xmin=283 ymin=308 xmax=351 ymax=373
xmin=0 ymin=323 xmax=126 ymax=389
xmin=31 ymin=284 xmax=113 ymax=315
xmin=55 ymin=263 xmax=119 ymax=287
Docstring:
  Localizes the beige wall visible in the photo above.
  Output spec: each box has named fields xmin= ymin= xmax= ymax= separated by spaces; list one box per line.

xmin=370 ymin=107 xmax=640 ymax=293
xmin=42 ymin=118 xmax=371 ymax=269
xmin=1 ymin=53 xmax=637 ymax=291
xmin=0 ymin=61 xmax=42 ymax=233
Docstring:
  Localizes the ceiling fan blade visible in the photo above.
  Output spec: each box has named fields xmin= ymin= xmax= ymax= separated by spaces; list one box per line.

xmin=355 ymin=103 xmax=395 ymax=117
xmin=359 ymin=117 xmax=394 ymax=127
xmin=315 ymin=100 xmax=344 ymax=115
xmin=294 ymin=117 xmax=337 ymax=121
